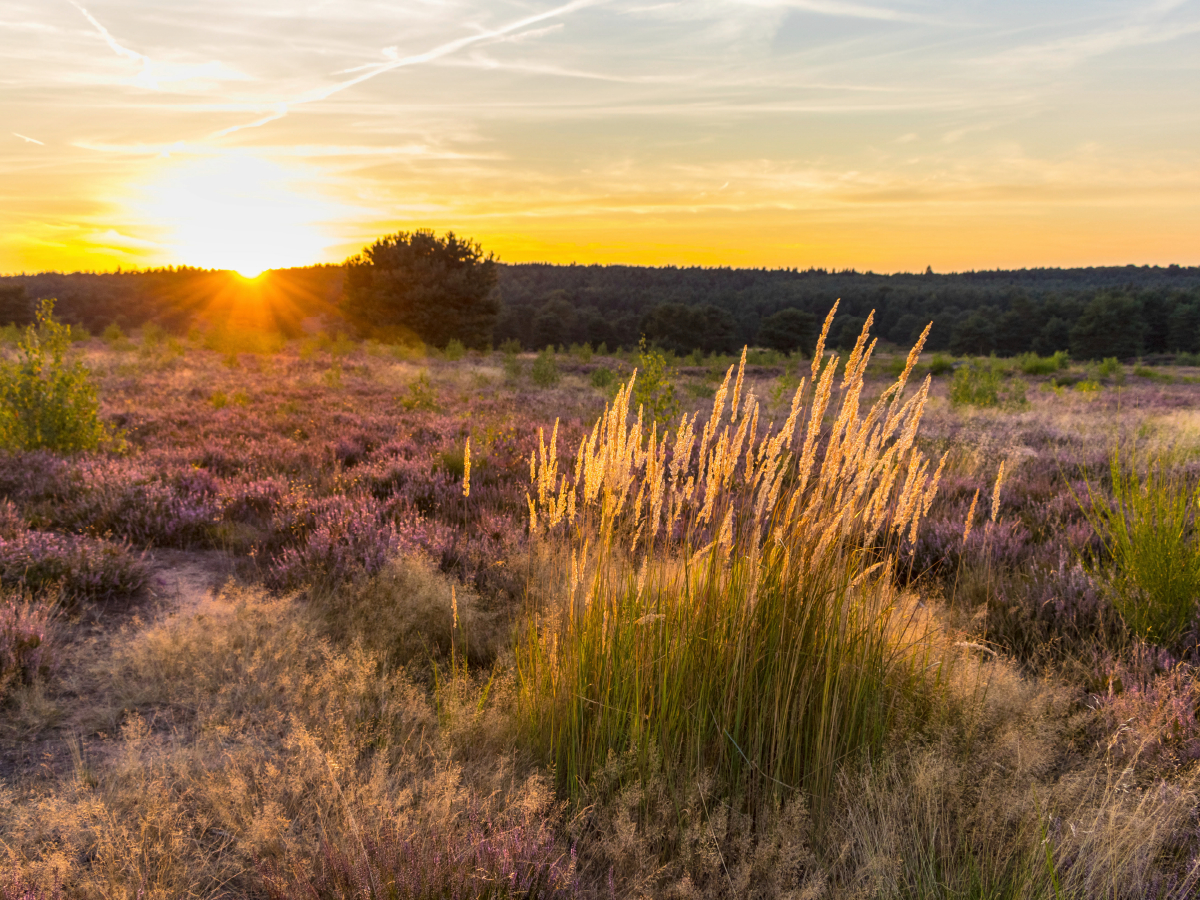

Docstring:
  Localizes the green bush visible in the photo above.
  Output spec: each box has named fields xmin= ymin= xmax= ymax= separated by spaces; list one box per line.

xmin=928 ymin=353 xmax=955 ymax=376
xmin=498 ymin=338 xmax=522 ymax=356
xmin=531 ymin=348 xmax=560 ymax=387
xmin=0 ymin=299 xmax=120 ymax=452
xmin=1080 ymin=448 xmax=1200 ymax=648
xmin=443 ymin=338 xmax=466 ymax=361
xmin=401 ymin=372 xmax=437 ymax=410
xmin=589 ymin=367 xmax=614 ymax=389
xmin=1099 ymin=357 xmax=1125 ymax=382
xmin=570 ymin=342 xmax=593 ymax=364
xmin=631 ymin=337 xmax=679 ymax=424
xmin=949 ymin=361 xmax=1027 ymax=409
xmin=1017 ymin=350 xmax=1069 ymax=375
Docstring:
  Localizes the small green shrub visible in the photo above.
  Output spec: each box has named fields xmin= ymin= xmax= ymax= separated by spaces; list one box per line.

xmin=402 ymin=372 xmax=437 ymax=410
xmin=631 ymin=337 xmax=679 ymax=424
xmin=1017 ymin=350 xmax=1069 ymax=375
xmin=570 ymin=342 xmax=593 ymax=364
xmin=210 ymin=390 xmax=229 ymax=409
xmin=928 ymin=353 xmax=955 ymax=376
xmin=589 ymin=367 xmax=614 ymax=389
xmin=443 ymin=339 xmax=466 ymax=361
xmin=499 ymin=338 xmax=522 ymax=356
xmin=949 ymin=361 xmax=1026 ymax=409
xmin=0 ymin=299 xmax=120 ymax=452
xmin=531 ymin=348 xmax=560 ymax=388
xmin=1098 ymin=357 xmax=1125 ymax=383
xmin=1075 ymin=380 xmax=1101 ymax=397
xmin=231 ymin=389 xmax=250 ymax=407
xmin=1080 ymin=448 xmax=1200 ymax=649
xmin=323 ymin=363 xmax=343 ymax=388
xmin=102 ymin=322 xmax=135 ymax=351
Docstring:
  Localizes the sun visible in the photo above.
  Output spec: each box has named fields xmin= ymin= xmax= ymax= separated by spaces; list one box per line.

xmin=136 ymin=154 xmax=339 ymax=274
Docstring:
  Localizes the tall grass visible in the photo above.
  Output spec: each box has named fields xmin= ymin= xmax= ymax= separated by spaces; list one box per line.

xmin=1081 ymin=447 xmax=1200 ymax=649
xmin=516 ymin=306 xmax=948 ymax=816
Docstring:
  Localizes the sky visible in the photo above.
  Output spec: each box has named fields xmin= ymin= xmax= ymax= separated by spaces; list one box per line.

xmin=2 ymin=0 xmax=1199 ymax=275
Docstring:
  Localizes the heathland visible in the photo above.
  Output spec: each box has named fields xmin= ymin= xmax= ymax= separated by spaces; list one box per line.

xmin=2 ymin=310 xmax=1200 ymax=898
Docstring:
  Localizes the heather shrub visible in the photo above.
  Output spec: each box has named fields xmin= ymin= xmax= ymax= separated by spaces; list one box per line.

xmin=0 ymin=595 xmax=55 ymax=702
xmin=266 ymin=494 xmax=398 ymax=590
xmin=531 ymin=348 xmax=560 ymax=387
xmin=0 ymin=299 xmax=120 ymax=452
xmin=260 ymin=793 xmax=579 ymax=900
xmin=0 ymin=498 xmax=24 ymax=538
xmin=1081 ymin=448 xmax=1200 ymax=649
xmin=0 ymin=531 xmax=148 ymax=606
xmin=518 ymin=311 xmax=948 ymax=816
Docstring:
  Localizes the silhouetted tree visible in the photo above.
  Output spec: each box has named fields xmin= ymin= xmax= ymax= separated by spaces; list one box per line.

xmin=757 ymin=308 xmax=817 ymax=354
xmin=341 ymin=230 xmax=499 ymax=348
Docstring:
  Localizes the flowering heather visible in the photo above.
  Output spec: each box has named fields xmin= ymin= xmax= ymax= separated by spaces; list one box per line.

xmin=0 ymin=596 xmax=54 ymax=699
xmin=0 ymin=872 xmax=62 ymax=900
xmin=1092 ymin=642 xmax=1200 ymax=772
xmin=266 ymin=494 xmax=399 ymax=589
xmin=261 ymin=800 xmax=579 ymax=900
xmin=0 ymin=531 xmax=148 ymax=606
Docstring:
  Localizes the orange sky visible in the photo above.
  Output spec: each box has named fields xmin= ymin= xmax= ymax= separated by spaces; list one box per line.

xmin=3 ymin=0 xmax=1199 ymax=275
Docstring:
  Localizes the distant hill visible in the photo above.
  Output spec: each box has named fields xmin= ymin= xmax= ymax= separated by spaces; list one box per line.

xmin=4 ymin=262 xmax=1200 ymax=359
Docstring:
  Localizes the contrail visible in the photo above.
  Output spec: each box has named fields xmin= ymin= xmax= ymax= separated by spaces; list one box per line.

xmin=210 ymin=0 xmax=599 ymax=139
xmin=68 ymin=0 xmax=158 ymax=89
xmin=13 ymin=133 xmax=45 ymax=145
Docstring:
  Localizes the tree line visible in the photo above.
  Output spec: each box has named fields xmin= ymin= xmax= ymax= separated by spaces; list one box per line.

xmin=4 ymin=237 xmax=1200 ymax=360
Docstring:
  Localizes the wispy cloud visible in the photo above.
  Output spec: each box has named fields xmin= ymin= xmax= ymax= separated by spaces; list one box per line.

xmin=210 ymin=0 xmax=602 ymax=138
xmin=68 ymin=0 xmax=158 ymax=89
xmin=12 ymin=133 xmax=44 ymax=145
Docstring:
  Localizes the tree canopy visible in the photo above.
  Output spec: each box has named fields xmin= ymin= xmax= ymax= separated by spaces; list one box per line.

xmin=341 ymin=230 xmax=500 ymax=348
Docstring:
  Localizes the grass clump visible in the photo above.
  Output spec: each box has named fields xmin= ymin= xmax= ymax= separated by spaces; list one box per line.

xmin=0 ymin=299 xmax=121 ymax=452
xmin=1080 ymin=447 xmax=1200 ymax=649
xmin=517 ymin=309 xmax=947 ymax=818
xmin=532 ymin=348 xmax=560 ymax=388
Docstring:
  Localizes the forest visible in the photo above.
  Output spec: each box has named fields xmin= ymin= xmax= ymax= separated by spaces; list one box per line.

xmin=4 ymin=262 xmax=1200 ymax=359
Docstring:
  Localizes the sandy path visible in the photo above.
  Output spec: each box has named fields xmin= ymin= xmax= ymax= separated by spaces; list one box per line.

xmin=145 ymin=548 xmax=238 ymax=616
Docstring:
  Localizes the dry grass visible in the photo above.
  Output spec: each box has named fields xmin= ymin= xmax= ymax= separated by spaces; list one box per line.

xmin=0 ymin=583 xmax=554 ymax=899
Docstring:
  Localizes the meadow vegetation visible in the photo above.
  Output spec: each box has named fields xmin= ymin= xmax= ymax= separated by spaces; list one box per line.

xmin=2 ymin=308 xmax=1200 ymax=898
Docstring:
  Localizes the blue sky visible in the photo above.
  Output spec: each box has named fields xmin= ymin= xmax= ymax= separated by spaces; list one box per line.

xmin=2 ymin=0 xmax=1198 ymax=272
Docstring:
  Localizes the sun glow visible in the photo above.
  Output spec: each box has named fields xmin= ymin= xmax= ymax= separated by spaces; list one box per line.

xmin=135 ymin=154 xmax=340 ymax=275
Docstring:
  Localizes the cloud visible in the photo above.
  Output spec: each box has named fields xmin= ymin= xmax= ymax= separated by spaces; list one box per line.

xmin=13 ymin=133 xmax=44 ymax=145
xmin=68 ymin=0 xmax=158 ymax=89
xmin=209 ymin=0 xmax=603 ymax=138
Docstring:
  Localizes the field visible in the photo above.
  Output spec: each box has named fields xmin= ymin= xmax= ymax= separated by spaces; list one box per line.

xmin=3 ymin=320 xmax=1200 ymax=899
